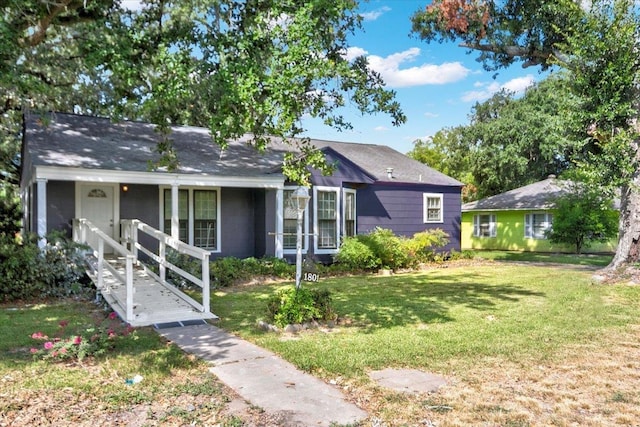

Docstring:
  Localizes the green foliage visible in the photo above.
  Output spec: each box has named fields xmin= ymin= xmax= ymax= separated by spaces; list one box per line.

xmin=546 ymin=183 xmax=619 ymax=254
xmin=210 ymin=256 xmax=294 ymax=287
xmin=403 ymin=229 xmax=450 ymax=263
xmin=359 ymin=227 xmax=409 ymax=270
xmin=333 ymin=236 xmax=380 ymax=270
xmin=335 ymin=227 xmax=451 ymax=271
xmin=0 ymin=232 xmax=91 ymax=302
xmin=30 ymin=311 xmax=135 ymax=362
xmin=266 ymin=287 xmax=336 ymax=328
xmin=1 ymin=1 xmax=405 ymax=185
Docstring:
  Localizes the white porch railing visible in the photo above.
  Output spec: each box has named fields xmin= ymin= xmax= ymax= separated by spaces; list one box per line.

xmin=72 ymin=218 xmax=136 ymax=321
xmin=120 ymin=219 xmax=210 ymax=315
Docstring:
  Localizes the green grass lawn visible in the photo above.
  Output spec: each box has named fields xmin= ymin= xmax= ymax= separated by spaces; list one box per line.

xmin=469 ymin=250 xmax=613 ymax=266
xmin=212 ymin=263 xmax=637 ymax=377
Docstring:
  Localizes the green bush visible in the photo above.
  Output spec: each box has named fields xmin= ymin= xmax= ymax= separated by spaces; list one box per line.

xmin=0 ymin=232 xmax=91 ymax=302
xmin=333 ymin=236 xmax=380 ymax=270
xmin=209 ymin=256 xmax=295 ymax=287
xmin=266 ymin=287 xmax=336 ymax=328
xmin=402 ymin=228 xmax=450 ymax=263
xmin=360 ymin=227 xmax=409 ymax=270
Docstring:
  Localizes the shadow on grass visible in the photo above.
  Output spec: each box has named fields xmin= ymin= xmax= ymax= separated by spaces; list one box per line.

xmin=328 ymin=273 xmax=546 ymax=332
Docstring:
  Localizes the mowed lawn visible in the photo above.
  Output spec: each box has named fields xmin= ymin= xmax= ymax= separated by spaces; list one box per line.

xmin=212 ymin=261 xmax=640 ymax=426
xmin=1 ymin=260 xmax=639 ymax=426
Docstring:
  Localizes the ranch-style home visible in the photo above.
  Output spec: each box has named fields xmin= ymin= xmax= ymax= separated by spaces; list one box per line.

xmin=20 ymin=112 xmax=463 ymax=263
xmin=461 ymin=175 xmax=617 ymax=254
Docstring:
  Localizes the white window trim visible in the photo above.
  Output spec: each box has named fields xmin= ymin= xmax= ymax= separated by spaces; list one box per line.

xmin=283 ymin=186 xmax=309 ymax=255
xmin=159 ymin=186 xmax=221 ymax=252
xmin=525 ymin=212 xmax=553 ymax=240
xmin=313 ymin=186 xmax=341 ymax=255
xmin=473 ymin=214 xmax=497 ymax=238
xmin=423 ymin=193 xmax=444 ymax=223
xmin=343 ymin=188 xmax=357 ymax=238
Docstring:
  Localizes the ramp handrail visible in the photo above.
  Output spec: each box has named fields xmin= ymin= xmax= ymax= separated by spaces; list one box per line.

xmin=72 ymin=218 xmax=136 ymax=322
xmin=120 ymin=219 xmax=210 ymax=314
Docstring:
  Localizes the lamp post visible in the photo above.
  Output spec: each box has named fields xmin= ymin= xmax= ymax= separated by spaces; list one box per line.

xmin=290 ymin=186 xmax=310 ymax=290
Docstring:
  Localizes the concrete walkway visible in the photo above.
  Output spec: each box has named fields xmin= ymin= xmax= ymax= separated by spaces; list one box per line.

xmin=158 ymin=323 xmax=367 ymax=427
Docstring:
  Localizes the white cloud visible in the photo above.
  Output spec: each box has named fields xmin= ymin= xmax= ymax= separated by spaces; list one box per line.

xmin=462 ymin=74 xmax=535 ymax=102
xmin=121 ymin=1 xmax=145 ymax=10
xmin=365 ymin=47 xmax=470 ymax=88
xmin=343 ymin=46 xmax=369 ymax=61
xmin=374 ymin=125 xmax=389 ymax=132
xmin=360 ymin=6 xmax=391 ymax=21
xmin=424 ymin=112 xmax=439 ymax=118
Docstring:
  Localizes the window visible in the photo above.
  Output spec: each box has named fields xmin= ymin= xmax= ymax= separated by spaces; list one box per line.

xmin=525 ymin=213 xmax=553 ymax=239
xmin=473 ymin=214 xmax=497 ymax=237
xmin=423 ymin=193 xmax=443 ymax=223
xmin=162 ymin=188 xmax=219 ymax=251
xmin=283 ymin=188 xmax=308 ymax=252
xmin=314 ymin=187 xmax=340 ymax=252
xmin=343 ymin=189 xmax=356 ymax=237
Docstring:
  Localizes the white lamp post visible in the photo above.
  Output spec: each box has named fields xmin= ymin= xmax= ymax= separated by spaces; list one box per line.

xmin=289 ymin=186 xmax=310 ymax=289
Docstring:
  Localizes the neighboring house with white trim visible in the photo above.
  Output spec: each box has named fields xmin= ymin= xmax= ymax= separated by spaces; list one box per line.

xmin=461 ymin=175 xmax=617 ymax=253
xmin=20 ymin=112 xmax=463 ymax=262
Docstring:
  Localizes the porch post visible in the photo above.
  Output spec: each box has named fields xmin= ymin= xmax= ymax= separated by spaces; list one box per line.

xmin=275 ymin=188 xmax=284 ymax=258
xmin=171 ymin=183 xmax=179 ymax=240
xmin=36 ymin=178 xmax=47 ymax=248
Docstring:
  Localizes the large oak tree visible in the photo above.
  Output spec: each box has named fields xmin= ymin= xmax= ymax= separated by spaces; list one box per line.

xmin=412 ymin=0 xmax=640 ymax=269
xmin=1 ymin=0 xmax=405 ymax=184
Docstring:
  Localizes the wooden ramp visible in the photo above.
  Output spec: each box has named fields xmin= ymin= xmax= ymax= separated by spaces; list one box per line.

xmin=87 ymin=255 xmax=218 ymax=328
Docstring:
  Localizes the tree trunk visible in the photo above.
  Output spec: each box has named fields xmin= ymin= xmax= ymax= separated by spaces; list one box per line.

xmin=605 ymin=159 xmax=640 ymax=270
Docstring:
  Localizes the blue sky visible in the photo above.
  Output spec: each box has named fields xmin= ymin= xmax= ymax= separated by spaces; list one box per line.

xmin=301 ymin=0 xmax=543 ymax=154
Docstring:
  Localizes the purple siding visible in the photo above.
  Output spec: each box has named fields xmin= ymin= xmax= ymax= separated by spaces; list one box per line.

xmin=47 ymin=181 xmax=75 ymax=237
xmin=120 ymin=184 xmax=159 ymax=252
xmin=356 ymin=183 xmax=461 ymax=252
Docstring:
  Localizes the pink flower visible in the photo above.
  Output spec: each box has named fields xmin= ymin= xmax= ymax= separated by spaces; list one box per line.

xmin=108 ymin=312 xmax=117 ymax=320
xmin=73 ymin=336 xmax=82 ymax=345
xmin=31 ymin=332 xmax=46 ymax=339
xmin=44 ymin=342 xmax=53 ymax=350
xmin=108 ymin=331 xmax=117 ymax=338
xmin=59 ymin=348 xmax=67 ymax=354
xmin=59 ymin=320 xmax=68 ymax=328
xmin=30 ymin=348 xmax=38 ymax=354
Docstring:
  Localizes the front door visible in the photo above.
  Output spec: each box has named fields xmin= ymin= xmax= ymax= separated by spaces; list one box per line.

xmin=79 ymin=184 xmax=116 ymax=253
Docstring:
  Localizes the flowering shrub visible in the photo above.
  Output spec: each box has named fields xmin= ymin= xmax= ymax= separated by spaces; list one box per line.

xmin=30 ymin=312 xmax=135 ymax=362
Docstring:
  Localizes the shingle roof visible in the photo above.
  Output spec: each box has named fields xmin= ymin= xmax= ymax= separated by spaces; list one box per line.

xmin=24 ymin=112 xmax=462 ymax=186
xmin=462 ymin=177 xmax=569 ymax=211
xmin=24 ymin=112 xmax=290 ymax=177
xmin=311 ymin=139 xmax=463 ymax=186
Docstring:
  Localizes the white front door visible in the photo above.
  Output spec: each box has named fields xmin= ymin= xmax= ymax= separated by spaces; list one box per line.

xmin=79 ymin=184 xmax=116 ymax=253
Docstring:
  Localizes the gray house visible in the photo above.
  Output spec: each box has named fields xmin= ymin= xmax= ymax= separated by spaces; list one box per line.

xmin=20 ymin=112 xmax=463 ymax=262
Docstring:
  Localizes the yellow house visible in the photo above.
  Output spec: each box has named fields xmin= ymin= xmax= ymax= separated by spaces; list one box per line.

xmin=461 ymin=176 xmax=617 ymax=253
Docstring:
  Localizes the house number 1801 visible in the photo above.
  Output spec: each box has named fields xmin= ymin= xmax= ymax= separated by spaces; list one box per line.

xmin=303 ymin=272 xmax=320 ymax=282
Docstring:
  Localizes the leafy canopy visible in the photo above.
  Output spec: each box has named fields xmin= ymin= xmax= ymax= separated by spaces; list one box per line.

xmin=1 ymin=0 xmax=406 ymax=184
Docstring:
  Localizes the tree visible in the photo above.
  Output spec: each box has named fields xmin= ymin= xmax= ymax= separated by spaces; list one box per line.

xmin=412 ymin=0 xmax=640 ymax=269
xmin=408 ymin=126 xmax=478 ymax=201
xmin=0 ymin=0 xmax=405 ymax=186
xmin=547 ymin=183 xmax=618 ymax=254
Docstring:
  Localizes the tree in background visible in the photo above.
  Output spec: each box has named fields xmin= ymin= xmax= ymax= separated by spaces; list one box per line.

xmin=408 ymin=126 xmax=478 ymax=201
xmin=410 ymin=75 xmax=579 ymax=201
xmin=412 ymin=0 xmax=640 ymax=269
xmin=0 ymin=0 xmax=405 ymax=186
xmin=547 ymin=183 xmax=618 ymax=255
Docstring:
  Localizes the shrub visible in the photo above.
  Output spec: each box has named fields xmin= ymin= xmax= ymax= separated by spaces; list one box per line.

xmin=30 ymin=311 xmax=135 ymax=362
xmin=333 ymin=236 xmax=380 ymax=270
xmin=0 ymin=232 xmax=91 ymax=302
xmin=360 ymin=227 xmax=409 ymax=270
xmin=266 ymin=287 xmax=336 ymax=328
xmin=209 ymin=256 xmax=295 ymax=287
xmin=403 ymin=229 xmax=450 ymax=263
